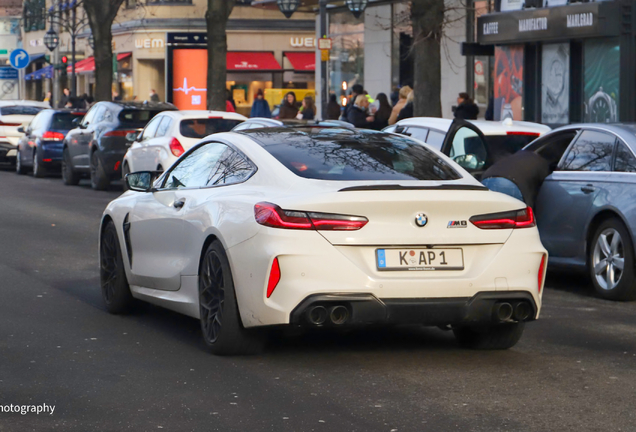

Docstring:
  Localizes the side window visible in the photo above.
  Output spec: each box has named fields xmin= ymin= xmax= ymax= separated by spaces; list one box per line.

xmin=206 ymin=146 xmax=255 ymax=186
xmin=102 ymin=108 xmax=114 ymax=123
xmin=141 ymin=116 xmax=162 ymax=141
xmin=405 ymin=127 xmax=429 ymax=143
xmin=93 ymin=106 xmax=107 ymax=124
xmin=29 ymin=112 xmax=43 ymax=132
xmin=448 ymin=126 xmax=488 ymax=170
xmin=614 ymin=142 xmax=636 ymax=173
xmin=232 ymin=122 xmax=251 ymax=131
xmin=383 ymin=125 xmax=397 ymax=134
xmin=81 ymin=105 xmax=100 ymax=126
xmin=560 ymin=130 xmax=615 ymax=172
xmin=162 ymin=143 xmax=229 ymax=189
xmin=425 ymin=130 xmax=445 ymax=150
xmin=155 ymin=117 xmax=172 ymax=138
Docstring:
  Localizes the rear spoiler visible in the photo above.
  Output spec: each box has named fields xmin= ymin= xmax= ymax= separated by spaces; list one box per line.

xmin=339 ymin=184 xmax=488 ymax=192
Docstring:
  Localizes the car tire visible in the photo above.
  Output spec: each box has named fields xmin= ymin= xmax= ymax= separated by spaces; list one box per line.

xmin=453 ymin=322 xmax=525 ymax=350
xmin=90 ymin=150 xmax=110 ymax=191
xmin=15 ymin=149 xmax=27 ymax=175
xmin=199 ymin=240 xmax=265 ymax=356
xmin=62 ymin=148 xmax=80 ymax=186
xmin=32 ymin=150 xmax=46 ymax=178
xmin=100 ymin=221 xmax=135 ymax=314
xmin=589 ymin=218 xmax=636 ymax=301
xmin=121 ymin=162 xmax=130 ymax=192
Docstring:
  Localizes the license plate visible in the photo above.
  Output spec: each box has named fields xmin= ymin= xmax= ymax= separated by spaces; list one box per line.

xmin=376 ymin=248 xmax=464 ymax=271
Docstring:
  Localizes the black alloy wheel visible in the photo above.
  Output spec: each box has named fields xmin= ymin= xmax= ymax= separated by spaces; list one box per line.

xmin=16 ymin=149 xmax=27 ymax=175
xmin=199 ymin=240 xmax=265 ymax=355
xmin=90 ymin=150 xmax=110 ymax=191
xmin=100 ymin=221 xmax=134 ymax=314
xmin=33 ymin=150 xmax=45 ymax=178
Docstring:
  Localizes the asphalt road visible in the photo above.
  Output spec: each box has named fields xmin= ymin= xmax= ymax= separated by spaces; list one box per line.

xmin=1 ymin=169 xmax=635 ymax=432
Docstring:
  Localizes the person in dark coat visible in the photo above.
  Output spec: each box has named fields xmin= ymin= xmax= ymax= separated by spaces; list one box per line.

xmin=396 ymin=91 xmax=414 ymax=122
xmin=327 ymin=94 xmax=341 ymax=120
xmin=300 ymin=96 xmax=315 ymax=120
xmin=227 ymin=89 xmax=236 ymax=111
xmin=369 ymin=92 xmax=392 ymax=130
xmin=58 ymin=88 xmax=71 ymax=108
xmin=278 ymin=92 xmax=299 ymax=119
xmin=347 ymin=95 xmax=374 ymax=128
xmin=481 ymin=150 xmax=551 ymax=208
xmin=454 ymin=92 xmax=479 ymax=120
xmin=340 ymin=84 xmax=364 ymax=122
xmin=250 ymin=89 xmax=271 ymax=118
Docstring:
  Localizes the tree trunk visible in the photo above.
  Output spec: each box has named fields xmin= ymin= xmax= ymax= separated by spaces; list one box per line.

xmin=82 ymin=0 xmax=125 ymax=102
xmin=206 ymin=0 xmax=235 ymax=111
xmin=411 ymin=0 xmax=444 ymax=117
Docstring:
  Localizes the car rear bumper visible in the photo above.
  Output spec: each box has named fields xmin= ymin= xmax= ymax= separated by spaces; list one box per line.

xmin=290 ymin=291 xmax=538 ymax=327
xmin=0 ymin=141 xmax=17 ymax=162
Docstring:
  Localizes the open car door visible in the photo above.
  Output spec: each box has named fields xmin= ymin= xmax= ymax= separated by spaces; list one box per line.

xmin=440 ymin=119 xmax=491 ymax=179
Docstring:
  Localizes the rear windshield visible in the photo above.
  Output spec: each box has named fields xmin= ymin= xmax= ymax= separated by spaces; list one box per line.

xmin=118 ymin=110 xmax=165 ymax=128
xmin=258 ymin=132 xmax=461 ymax=181
xmin=0 ymin=106 xmax=45 ymax=116
xmin=180 ymin=118 xmax=243 ymax=139
xmin=488 ymin=134 xmax=540 ymax=161
xmin=51 ymin=112 xmax=84 ymax=130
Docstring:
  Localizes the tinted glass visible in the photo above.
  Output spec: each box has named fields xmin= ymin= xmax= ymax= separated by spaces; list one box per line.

xmin=163 ymin=143 xmax=228 ymax=189
xmin=51 ymin=112 xmax=85 ymax=131
xmin=426 ymin=130 xmax=446 ymax=149
xmin=0 ymin=106 xmax=44 ymax=116
xmin=256 ymin=131 xmax=460 ymax=181
xmin=82 ymin=105 xmax=100 ymax=126
xmin=561 ymin=130 xmax=615 ymax=171
xmin=615 ymin=143 xmax=636 ymax=173
xmin=155 ymin=117 xmax=172 ymax=137
xmin=487 ymin=134 xmax=539 ymax=160
xmin=405 ymin=127 xmax=429 ymax=143
xmin=28 ymin=112 xmax=45 ymax=131
xmin=180 ymin=118 xmax=243 ymax=139
xmin=449 ymin=127 xmax=488 ymax=164
xmin=119 ymin=110 xmax=164 ymax=128
xmin=207 ymin=147 xmax=254 ymax=185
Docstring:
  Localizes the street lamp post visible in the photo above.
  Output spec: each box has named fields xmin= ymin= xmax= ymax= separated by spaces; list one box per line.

xmin=276 ymin=0 xmax=368 ymax=120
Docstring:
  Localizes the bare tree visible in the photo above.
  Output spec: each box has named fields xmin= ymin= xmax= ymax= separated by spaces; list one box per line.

xmin=206 ymin=0 xmax=235 ymax=111
xmin=83 ymin=0 xmax=125 ymax=102
xmin=411 ymin=0 xmax=445 ymax=117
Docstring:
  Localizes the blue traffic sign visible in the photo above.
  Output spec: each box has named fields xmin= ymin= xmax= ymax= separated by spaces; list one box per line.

xmin=10 ymin=49 xmax=30 ymax=70
xmin=0 ymin=67 xmax=18 ymax=79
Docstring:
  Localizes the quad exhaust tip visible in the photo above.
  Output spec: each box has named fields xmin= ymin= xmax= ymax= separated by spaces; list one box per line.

xmin=305 ymin=305 xmax=350 ymax=326
xmin=493 ymin=302 xmax=513 ymax=322
xmin=513 ymin=302 xmax=532 ymax=321
xmin=306 ymin=306 xmax=328 ymax=326
xmin=329 ymin=305 xmax=350 ymax=325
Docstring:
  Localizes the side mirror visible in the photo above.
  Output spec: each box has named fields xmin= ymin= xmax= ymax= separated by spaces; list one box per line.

xmin=17 ymin=126 xmax=25 ymax=133
xmin=453 ymin=154 xmax=485 ymax=171
xmin=72 ymin=117 xmax=82 ymax=126
xmin=126 ymin=132 xmax=139 ymax=144
xmin=126 ymin=171 xmax=159 ymax=192
xmin=78 ymin=122 xmax=88 ymax=129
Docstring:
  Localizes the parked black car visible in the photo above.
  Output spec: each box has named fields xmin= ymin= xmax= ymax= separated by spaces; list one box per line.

xmin=15 ymin=109 xmax=86 ymax=177
xmin=62 ymin=101 xmax=176 ymax=190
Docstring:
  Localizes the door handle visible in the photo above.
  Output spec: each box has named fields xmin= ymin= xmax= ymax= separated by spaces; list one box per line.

xmin=581 ymin=184 xmax=596 ymax=194
xmin=173 ymin=198 xmax=186 ymax=210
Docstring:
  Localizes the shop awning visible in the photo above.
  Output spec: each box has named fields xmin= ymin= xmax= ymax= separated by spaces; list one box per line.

xmin=227 ymin=51 xmax=281 ymax=71
xmin=67 ymin=57 xmax=95 ymax=74
xmin=284 ymin=52 xmax=315 ymax=72
xmin=25 ymin=65 xmax=53 ymax=81
xmin=117 ymin=52 xmax=132 ymax=61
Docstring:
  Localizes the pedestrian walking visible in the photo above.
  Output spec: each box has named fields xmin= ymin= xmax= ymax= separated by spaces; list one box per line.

xmin=396 ymin=91 xmax=414 ymax=122
xmin=340 ymin=84 xmax=364 ymax=122
xmin=299 ymin=96 xmax=315 ymax=120
xmin=368 ymin=92 xmax=392 ymax=130
xmin=346 ymin=95 xmax=374 ymax=129
xmin=43 ymin=91 xmax=51 ymax=103
xmin=454 ymin=92 xmax=479 ymax=120
xmin=58 ymin=88 xmax=70 ymax=108
xmin=149 ymin=89 xmax=160 ymax=102
xmin=278 ymin=92 xmax=299 ymax=119
xmin=327 ymin=94 xmax=341 ymax=120
xmin=388 ymin=85 xmax=411 ymax=125
xmin=250 ymin=89 xmax=271 ymax=118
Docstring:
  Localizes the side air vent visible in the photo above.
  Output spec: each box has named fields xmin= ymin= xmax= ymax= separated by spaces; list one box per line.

xmin=123 ymin=214 xmax=133 ymax=267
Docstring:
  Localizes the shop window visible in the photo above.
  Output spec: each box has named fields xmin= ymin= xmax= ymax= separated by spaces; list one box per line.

xmin=541 ymin=43 xmax=570 ymax=125
xmin=328 ymin=11 xmax=365 ymax=101
xmin=23 ymin=0 xmax=46 ymax=33
xmin=493 ymin=45 xmax=523 ymax=121
xmin=584 ymin=40 xmax=620 ymax=123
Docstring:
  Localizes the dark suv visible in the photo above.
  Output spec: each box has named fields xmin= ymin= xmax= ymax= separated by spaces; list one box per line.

xmin=15 ymin=109 xmax=86 ymax=177
xmin=62 ymin=101 xmax=176 ymax=190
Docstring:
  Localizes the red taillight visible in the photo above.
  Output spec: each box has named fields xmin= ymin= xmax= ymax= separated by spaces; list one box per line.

xmin=266 ymin=257 xmax=281 ymax=298
xmin=0 ymin=121 xmax=22 ymax=127
xmin=114 ymin=161 xmax=121 ymax=171
xmin=254 ymin=202 xmax=368 ymax=231
xmin=42 ymin=131 xmax=65 ymax=141
xmin=506 ymin=131 xmax=540 ymax=137
xmin=470 ymin=206 xmax=535 ymax=229
xmin=169 ymin=138 xmax=185 ymax=157
xmin=538 ymin=254 xmax=547 ymax=293
xmin=43 ymin=158 xmax=52 ymax=162
xmin=104 ymin=129 xmax=138 ymax=137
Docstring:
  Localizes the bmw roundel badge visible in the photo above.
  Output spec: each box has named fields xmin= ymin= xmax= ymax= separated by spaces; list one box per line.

xmin=415 ymin=213 xmax=428 ymax=227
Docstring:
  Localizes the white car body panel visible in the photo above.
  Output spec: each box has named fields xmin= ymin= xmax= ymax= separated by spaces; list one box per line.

xmin=123 ymin=110 xmax=247 ymax=173
xmin=102 ymin=130 xmax=547 ymax=327
xmin=392 ymin=117 xmax=551 ymax=137
xmin=0 ymin=101 xmax=51 ymax=153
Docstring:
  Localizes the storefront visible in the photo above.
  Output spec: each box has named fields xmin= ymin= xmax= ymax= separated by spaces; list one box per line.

xmin=477 ymin=1 xmax=627 ymax=125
